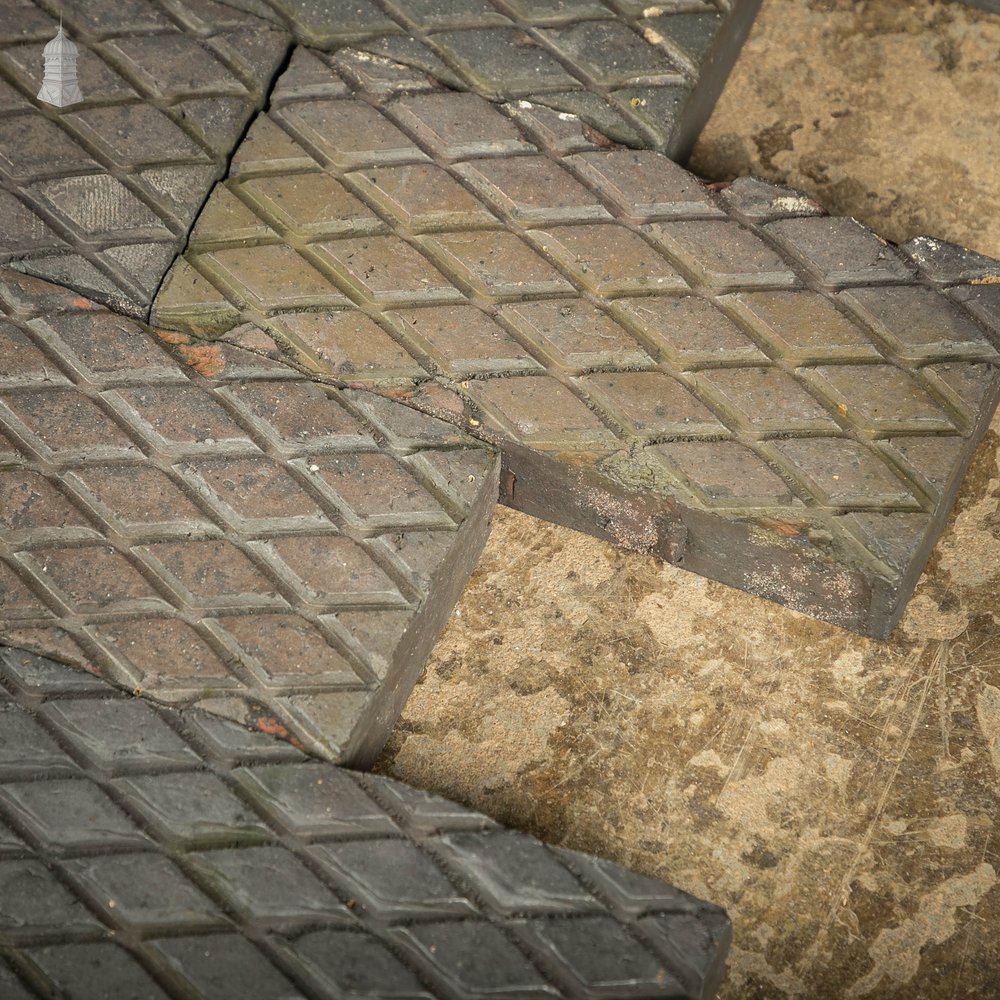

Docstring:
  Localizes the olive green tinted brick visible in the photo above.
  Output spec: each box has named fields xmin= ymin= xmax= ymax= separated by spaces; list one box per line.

xmin=152 ymin=60 xmax=1000 ymax=637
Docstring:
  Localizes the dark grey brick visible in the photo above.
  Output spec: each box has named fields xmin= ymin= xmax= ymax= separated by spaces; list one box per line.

xmin=147 ymin=934 xmax=306 ymax=1000
xmin=219 ymin=0 xmax=762 ymax=158
xmin=434 ymin=830 xmax=599 ymax=914
xmin=234 ymin=763 xmax=399 ymax=838
xmin=60 ymin=854 xmax=223 ymax=929
xmin=0 ymin=648 xmax=731 ymax=998
xmin=0 ymin=859 xmax=102 ymax=935
xmin=0 ymin=0 xmax=289 ymax=317
xmin=312 ymin=838 xmax=475 ymax=916
xmin=527 ymin=914 xmax=677 ymax=991
xmin=110 ymin=771 xmax=271 ymax=846
xmin=0 ymin=648 xmax=109 ymax=697
xmin=188 ymin=845 xmax=353 ymax=922
xmin=38 ymin=699 xmax=201 ymax=773
xmin=24 ymin=942 xmax=171 ymax=1000
xmin=529 ymin=917 xmax=687 ymax=997
xmin=899 ymin=234 xmax=1000 ymax=286
xmin=180 ymin=710 xmax=307 ymax=766
xmin=0 ymin=706 xmax=79 ymax=781
xmin=290 ymin=927 xmax=434 ymax=997
xmin=397 ymin=919 xmax=553 ymax=994
xmin=0 ymin=779 xmax=150 ymax=851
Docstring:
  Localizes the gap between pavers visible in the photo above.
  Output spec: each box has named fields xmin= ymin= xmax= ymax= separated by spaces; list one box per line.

xmin=0 ymin=645 xmax=732 ymax=1000
xmin=150 ymin=50 xmax=1000 ymax=639
xmin=0 ymin=266 xmax=500 ymax=766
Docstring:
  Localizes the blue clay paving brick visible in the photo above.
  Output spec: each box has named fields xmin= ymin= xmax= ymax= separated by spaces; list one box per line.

xmin=151 ymin=58 xmax=1000 ymax=637
xmin=217 ymin=0 xmax=762 ymax=158
xmin=0 ymin=647 xmax=732 ymax=1000
xmin=0 ymin=268 xmax=499 ymax=765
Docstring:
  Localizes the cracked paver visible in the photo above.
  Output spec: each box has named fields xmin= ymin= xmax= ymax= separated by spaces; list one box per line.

xmin=216 ymin=0 xmax=762 ymax=158
xmin=0 ymin=0 xmax=289 ymax=318
xmin=0 ymin=267 xmax=499 ymax=764
xmin=152 ymin=55 xmax=1000 ymax=637
xmin=0 ymin=645 xmax=730 ymax=1000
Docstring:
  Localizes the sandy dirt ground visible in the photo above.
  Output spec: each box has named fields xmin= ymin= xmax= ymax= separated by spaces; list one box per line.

xmin=376 ymin=1 xmax=1000 ymax=996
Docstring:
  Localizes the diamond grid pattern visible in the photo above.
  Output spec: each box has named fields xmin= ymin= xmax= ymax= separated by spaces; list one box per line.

xmin=0 ymin=645 xmax=730 ymax=1000
xmin=213 ymin=0 xmax=761 ymax=158
xmin=0 ymin=268 xmax=499 ymax=764
xmin=151 ymin=58 xmax=1000 ymax=636
xmin=0 ymin=0 xmax=290 ymax=318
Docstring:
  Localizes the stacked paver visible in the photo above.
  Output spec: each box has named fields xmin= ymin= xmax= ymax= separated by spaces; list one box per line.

xmin=0 ymin=0 xmax=288 ymax=316
xmin=151 ymin=49 xmax=1000 ymax=639
xmin=2 ymin=0 xmax=1000 ymax=994
xmin=0 ymin=646 xmax=731 ymax=998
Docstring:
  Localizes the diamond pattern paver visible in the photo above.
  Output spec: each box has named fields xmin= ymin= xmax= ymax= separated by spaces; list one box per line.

xmin=0 ymin=645 xmax=731 ymax=1000
xmin=0 ymin=0 xmax=289 ymax=318
xmin=0 ymin=267 xmax=499 ymax=764
xmin=151 ymin=57 xmax=1000 ymax=637
xmin=215 ymin=0 xmax=762 ymax=158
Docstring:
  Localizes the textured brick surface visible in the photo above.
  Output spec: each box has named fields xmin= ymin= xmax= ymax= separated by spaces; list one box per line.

xmin=0 ymin=268 xmax=499 ymax=764
xmin=0 ymin=0 xmax=289 ymax=318
xmin=215 ymin=0 xmax=761 ymax=158
xmin=152 ymin=60 xmax=1000 ymax=637
xmin=0 ymin=645 xmax=731 ymax=1000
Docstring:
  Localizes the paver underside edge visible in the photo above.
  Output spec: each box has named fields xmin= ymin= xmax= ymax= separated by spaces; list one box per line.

xmin=657 ymin=0 xmax=763 ymax=163
xmin=344 ymin=434 xmax=499 ymax=770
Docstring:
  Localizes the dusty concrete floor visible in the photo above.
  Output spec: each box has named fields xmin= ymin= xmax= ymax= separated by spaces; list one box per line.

xmin=376 ymin=2 xmax=1000 ymax=997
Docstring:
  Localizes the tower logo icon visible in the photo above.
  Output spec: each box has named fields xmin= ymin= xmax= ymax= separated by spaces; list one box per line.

xmin=37 ymin=23 xmax=84 ymax=107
